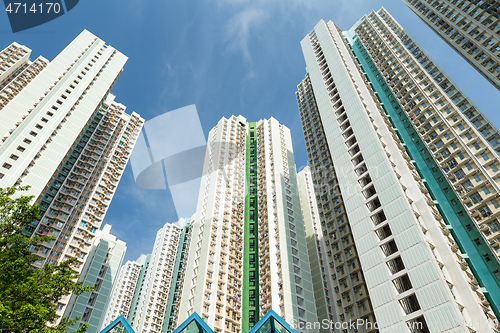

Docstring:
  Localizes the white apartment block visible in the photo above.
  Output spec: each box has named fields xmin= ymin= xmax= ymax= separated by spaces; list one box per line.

xmin=177 ymin=115 xmax=317 ymax=333
xmin=403 ymin=0 xmax=500 ymax=91
xmin=102 ymin=259 xmax=144 ymax=327
xmin=0 ymin=42 xmax=49 ymax=108
xmin=298 ymin=165 xmax=373 ymax=333
xmin=301 ymin=17 xmax=498 ymax=332
xmin=127 ymin=220 xmax=186 ymax=333
xmin=253 ymin=117 xmax=318 ymax=329
xmin=177 ymin=115 xmax=247 ymax=333
xmin=62 ymin=224 xmax=127 ymax=333
xmin=297 ymin=76 xmax=378 ymax=333
xmin=356 ymin=6 xmax=500 ymax=268
xmin=102 ymin=220 xmax=194 ymax=333
xmin=0 ymin=30 xmax=144 ymax=324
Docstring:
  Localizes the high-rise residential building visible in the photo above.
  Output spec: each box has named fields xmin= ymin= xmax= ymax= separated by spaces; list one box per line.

xmin=297 ymin=166 xmax=375 ymax=333
xmin=298 ymin=8 xmax=500 ymax=331
xmin=127 ymin=218 xmax=192 ymax=333
xmin=352 ymin=5 xmax=500 ymax=317
xmin=102 ymin=218 xmax=193 ymax=333
xmin=403 ymin=0 xmax=500 ymax=91
xmin=102 ymin=256 xmax=146 ymax=327
xmin=164 ymin=220 xmax=194 ymax=333
xmin=0 ymin=30 xmax=144 ymax=324
xmin=177 ymin=115 xmax=318 ymax=333
xmin=62 ymin=224 xmax=126 ymax=333
xmin=0 ymin=42 xmax=49 ymax=107
xmin=126 ymin=254 xmax=151 ymax=326
xmin=295 ymin=76 xmax=378 ymax=333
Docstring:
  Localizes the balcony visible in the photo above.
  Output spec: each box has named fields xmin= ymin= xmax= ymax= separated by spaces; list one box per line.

xmin=387 ymin=256 xmax=405 ymax=274
xmin=399 ymin=294 xmax=421 ymax=315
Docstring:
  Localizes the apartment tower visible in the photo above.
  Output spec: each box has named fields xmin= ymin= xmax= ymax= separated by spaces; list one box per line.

xmin=403 ymin=0 xmax=500 ymax=91
xmin=176 ymin=115 xmax=318 ymax=333
xmin=102 ymin=257 xmax=146 ymax=328
xmin=352 ymin=6 xmax=500 ymax=318
xmin=297 ymin=166 xmax=376 ymax=333
xmin=62 ymin=224 xmax=127 ymax=333
xmin=0 ymin=42 xmax=49 ymax=106
xmin=102 ymin=218 xmax=193 ymax=333
xmin=127 ymin=219 xmax=192 ymax=333
xmin=298 ymin=10 xmax=500 ymax=332
xmin=0 ymin=31 xmax=144 ymax=324
xmin=296 ymin=78 xmax=379 ymax=333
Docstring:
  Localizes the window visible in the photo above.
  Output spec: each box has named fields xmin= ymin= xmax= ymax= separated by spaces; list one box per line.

xmin=482 ymin=186 xmax=491 ymax=195
xmin=488 ymin=220 xmax=500 ymax=233
xmin=481 ymin=152 xmax=490 ymax=161
xmin=454 ymin=170 xmax=466 ymax=180
xmin=491 ymin=200 xmax=500 ymax=209
xmin=490 ymin=164 xmax=499 ymax=173
xmin=470 ymin=192 xmax=483 ymax=204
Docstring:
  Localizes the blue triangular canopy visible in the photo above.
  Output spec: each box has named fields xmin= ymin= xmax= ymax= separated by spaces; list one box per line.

xmin=99 ymin=310 xmax=298 ymax=333
xmin=172 ymin=309 xmax=298 ymax=333
xmin=99 ymin=315 xmax=136 ymax=333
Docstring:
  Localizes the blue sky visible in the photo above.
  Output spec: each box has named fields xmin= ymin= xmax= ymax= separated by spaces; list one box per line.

xmin=2 ymin=0 xmax=499 ymax=263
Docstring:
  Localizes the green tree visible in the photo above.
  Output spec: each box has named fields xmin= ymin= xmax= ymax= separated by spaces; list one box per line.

xmin=0 ymin=186 xmax=92 ymax=332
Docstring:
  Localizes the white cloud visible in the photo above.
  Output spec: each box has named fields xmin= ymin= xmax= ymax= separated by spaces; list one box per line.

xmin=224 ymin=8 xmax=267 ymax=63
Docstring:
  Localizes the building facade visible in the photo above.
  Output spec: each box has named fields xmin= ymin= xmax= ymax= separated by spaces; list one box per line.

xmin=127 ymin=219 xmax=191 ymax=333
xmin=163 ymin=221 xmax=194 ymax=333
xmin=299 ymin=11 xmax=500 ymax=332
xmin=102 ymin=219 xmax=193 ymax=333
xmin=176 ymin=116 xmax=318 ymax=333
xmin=102 ymin=257 xmax=145 ymax=328
xmin=352 ymin=6 xmax=500 ymax=318
xmin=0 ymin=42 xmax=49 ymax=109
xmin=296 ymin=76 xmax=379 ymax=332
xmin=297 ymin=166 xmax=376 ymax=333
xmin=403 ymin=0 xmax=500 ymax=91
xmin=0 ymin=31 xmax=143 ymax=324
xmin=62 ymin=224 xmax=127 ymax=333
